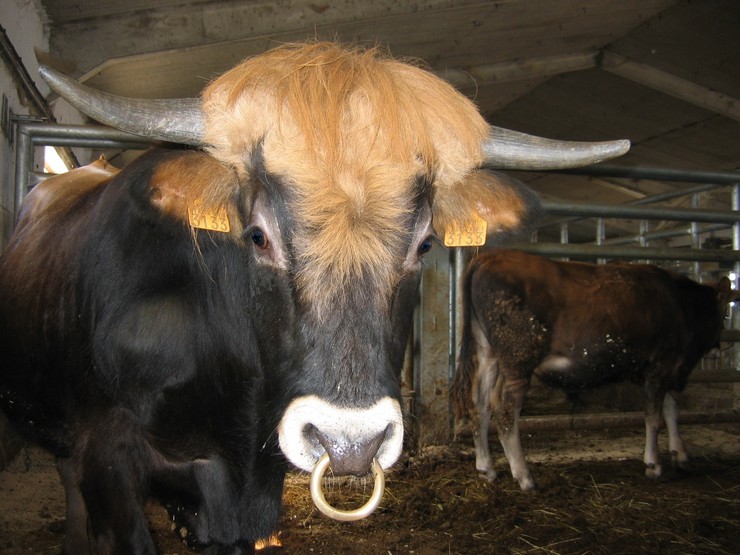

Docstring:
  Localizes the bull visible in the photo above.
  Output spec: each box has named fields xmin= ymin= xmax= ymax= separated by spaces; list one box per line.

xmin=452 ymin=248 xmax=733 ymax=491
xmin=0 ymin=42 xmax=628 ymax=553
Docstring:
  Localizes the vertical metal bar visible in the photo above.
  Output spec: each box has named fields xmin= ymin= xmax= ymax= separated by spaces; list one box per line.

xmin=14 ymin=123 xmax=32 ymax=218
xmin=639 ymin=219 xmax=649 ymax=264
xmin=448 ymin=247 xmax=468 ymax=434
xmin=560 ymin=222 xmax=569 ymax=244
xmin=732 ymin=184 xmax=740 ymax=374
xmin=690 ymin=193 xmax=701 ymax=281
xmin=596 ymin=217 xmax=605 ymax=264
xmin=448 ymin=247 xmax=456 ymax=435
xmin=559 ymin=222 xmax=568 ymax=261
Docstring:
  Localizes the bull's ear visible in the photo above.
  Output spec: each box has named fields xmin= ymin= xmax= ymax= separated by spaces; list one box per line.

xmin=147 ymin=150 xmax=243 ymax=235
xmin=432 ymin=169 xmax=542 ymax=244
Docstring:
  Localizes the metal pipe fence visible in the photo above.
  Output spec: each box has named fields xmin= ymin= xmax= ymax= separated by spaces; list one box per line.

xmin=9 ymin=122 xmax=740 ymax=432
xmin=13 ymin=122 xmax=151 ymax=216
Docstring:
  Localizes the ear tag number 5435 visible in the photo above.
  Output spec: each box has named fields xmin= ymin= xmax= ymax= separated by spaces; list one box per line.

xmin=444 ymin=215 xmax=487 ymax=247
xmin=188 ymin=202 xmax=231 ymax=233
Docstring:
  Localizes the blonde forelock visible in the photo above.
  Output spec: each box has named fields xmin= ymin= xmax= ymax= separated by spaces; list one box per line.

xmin=201 ymin=42 xmax=490 ymax=311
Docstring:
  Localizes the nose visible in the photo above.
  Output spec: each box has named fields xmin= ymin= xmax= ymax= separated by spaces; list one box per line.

xmin=278 ymin=395 xmax=403 ymax=475
xmin=313 ymin=425 xmax=387 ymax=476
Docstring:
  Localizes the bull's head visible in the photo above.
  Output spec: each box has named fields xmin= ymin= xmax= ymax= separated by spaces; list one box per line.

xmin=40 ymin=43 xmax=628 ymax=496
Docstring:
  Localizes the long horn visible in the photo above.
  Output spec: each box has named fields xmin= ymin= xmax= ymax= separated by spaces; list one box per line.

xmin=483 ymin=126 xmax=630 ymax=170
xmin=39 ymin=66 xmax=204 ymax=146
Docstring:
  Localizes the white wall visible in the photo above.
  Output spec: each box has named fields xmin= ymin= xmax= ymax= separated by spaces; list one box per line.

xmin=0 ymin=0 xmax=48 ymax=246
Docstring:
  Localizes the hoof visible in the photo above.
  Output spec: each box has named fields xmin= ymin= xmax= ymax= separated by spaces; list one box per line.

xmin=518 ymin=478 xmax=537 ymax=492
xmin=645 ymin=463 xmax=663 ymax=480
xmin=478 ymin=468 xmax=497 ymax=483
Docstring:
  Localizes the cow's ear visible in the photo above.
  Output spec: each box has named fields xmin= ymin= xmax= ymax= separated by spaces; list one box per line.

xmin=432 ymin=169 xmax=542 ymax=244
xmin=147 ymin=151 xmax=242 ymax=234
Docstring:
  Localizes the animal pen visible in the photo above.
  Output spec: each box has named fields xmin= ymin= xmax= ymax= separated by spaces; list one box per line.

xmin=410 ymin=163 xmax=740 ymax=445
xmin=10 ymin=120 xmax=740 ymax=448
xmin=3 ymin=121 xmax=740 ymax=555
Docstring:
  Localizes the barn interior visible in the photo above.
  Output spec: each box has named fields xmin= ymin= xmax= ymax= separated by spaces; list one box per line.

xmin=0 ymin=1 xmax=739 ymax=552
xmin=3 ymin=0 xmax=737 ymax=247
xmin=2 ymin=0 xmax=739 ymax=452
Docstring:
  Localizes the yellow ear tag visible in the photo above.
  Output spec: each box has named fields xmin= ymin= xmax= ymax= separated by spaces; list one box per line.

xmin=444 ymin=214 xmax=487 ymax=247
xmin=188 ymin=202 xmax=231 ymax=233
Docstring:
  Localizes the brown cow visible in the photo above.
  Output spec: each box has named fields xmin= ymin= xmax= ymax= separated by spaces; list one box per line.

xmin=452 ymin=248 xmax=733 ymax=491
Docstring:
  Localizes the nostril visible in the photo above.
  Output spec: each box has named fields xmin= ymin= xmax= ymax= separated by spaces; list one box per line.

xmin=279 ymin=396 xmax=404 ymax=473
xmin=315 ymin=427 xmax=388 ymax=477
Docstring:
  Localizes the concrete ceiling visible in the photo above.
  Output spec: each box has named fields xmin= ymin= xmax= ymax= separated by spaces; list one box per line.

xmin=35 ymin=0 xmax=740 ymax=244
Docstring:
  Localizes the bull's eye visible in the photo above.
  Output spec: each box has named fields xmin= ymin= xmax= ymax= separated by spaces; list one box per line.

xmin=418 ymin=236 xmax=434 ymax=256
xmin=249 ymin=227 xmax=268 ymax=249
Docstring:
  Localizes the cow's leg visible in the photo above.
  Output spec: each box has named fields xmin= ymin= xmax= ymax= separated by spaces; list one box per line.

xmin=494 ymin=377 xmax=534 ymax=491
xmin=473 ymin=362 xmax=498 ymax=482
xmin=471 ymin=320 xmax=498 ymax=482
xmin=663 ymin=391 xmax=689 ymax=471
xmin=78 ymin=408 xmax=158 ymax=555
xmin=643 ymin=383 xmax=665 ymax=479
xmin=57 ymin=457 xmax=92 ymax=555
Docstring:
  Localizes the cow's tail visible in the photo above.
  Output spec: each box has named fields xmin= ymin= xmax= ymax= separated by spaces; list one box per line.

xmin=450 ymin=257 xmax=479 ymax=422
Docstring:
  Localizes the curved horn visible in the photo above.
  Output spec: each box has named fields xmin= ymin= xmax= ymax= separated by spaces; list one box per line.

xmin=39 ymin=66 xmax=204 ymax=146
xmin=483 ymin=126 xmax=630 ymax=170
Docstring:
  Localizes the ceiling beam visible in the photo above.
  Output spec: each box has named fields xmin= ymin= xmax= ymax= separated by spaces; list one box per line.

xmin=601 ymin=51 xmax=740 ymax=123
xmin=437 ymin=51 xmax=599 ymax=89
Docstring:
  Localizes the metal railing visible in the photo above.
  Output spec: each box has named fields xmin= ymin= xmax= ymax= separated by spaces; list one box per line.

xmin=13 ymin=122 xmax=151 ymax=217
xmin=9 ymin=122 xmax=740 ymax=430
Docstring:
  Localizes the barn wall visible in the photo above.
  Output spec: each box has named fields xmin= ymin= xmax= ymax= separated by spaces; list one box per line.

xmin=0 ymin=0 xmax=49 ymax=249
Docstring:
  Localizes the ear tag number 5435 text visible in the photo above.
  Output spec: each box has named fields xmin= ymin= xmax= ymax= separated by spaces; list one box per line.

xmin=188 ymin=203 xmax=231 ymax=233
xmin=444 ymin=215 xmax=487 ymax=247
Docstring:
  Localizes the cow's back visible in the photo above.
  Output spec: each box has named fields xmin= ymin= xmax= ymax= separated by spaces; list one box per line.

xmin=468 ymin=249 xmax=714 ymax=391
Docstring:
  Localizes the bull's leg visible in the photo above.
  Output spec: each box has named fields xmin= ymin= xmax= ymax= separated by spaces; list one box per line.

xmin=494 ymin=378 xmax=535 ymax=491
xmin=78 ymin=408 xmax=158 ymax=555
xmin=57 ymin=457 xmax=92 ymax=555
xmin=643 ymin=384 xmax=665 ymax=479
xmin=663 ymin=392 xmax=689 ymax=471
xmin=152 ymin=450 xmax=281 ymax=552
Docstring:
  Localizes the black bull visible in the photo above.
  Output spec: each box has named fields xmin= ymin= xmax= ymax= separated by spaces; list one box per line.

xmin=0 ymin=149 xmax=537 ymax=553
xmin=0 ymin=43 xmax=630 ymax=554
xmin=453 ymin=248 xmax=733 ymax=491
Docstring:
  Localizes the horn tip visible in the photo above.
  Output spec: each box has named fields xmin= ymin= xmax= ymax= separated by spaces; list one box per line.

xmin=614 ymin=139 xmax=631 ymax=155
xmin=38 ymin=65 xmax=66 ymax=90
